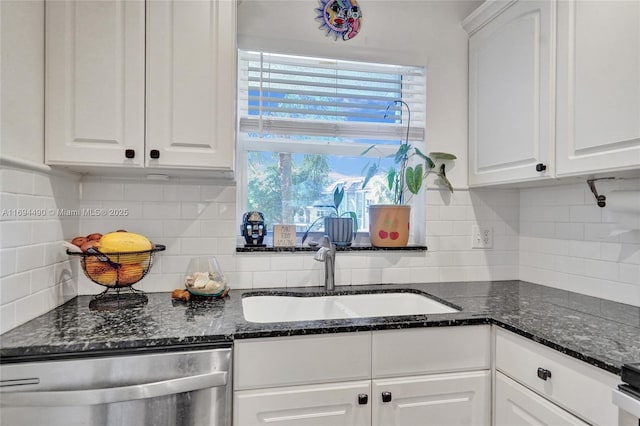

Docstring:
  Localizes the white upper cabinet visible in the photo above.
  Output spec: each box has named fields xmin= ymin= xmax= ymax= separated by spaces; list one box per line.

xmin=465 ymin=0 xmax=640 ymax=186
xmin=45 ymin=0 xmax=145 ymax=167
xmin=45 ymin=0 xmax=236 ymax=173
xmin=146 ymin=0 xmax=236 ymax=170
xmin=466 ymin=0 xmax=555 ymax=186
xmin=556 ymin=0 xmax=640 ymax=176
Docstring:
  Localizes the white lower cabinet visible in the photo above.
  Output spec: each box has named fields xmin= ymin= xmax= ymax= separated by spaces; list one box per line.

xmin=234 ymin=380 xmax=372 ymax=426
xmin=372 ymin=371 xmax=490 ymax=426
xmin=233 ymin=326 xmax=491 ymax=426
xmin=495 ymin=372 xmax=589 ymax=426
xmin=495 ymin=328 xmax=620 ymax=426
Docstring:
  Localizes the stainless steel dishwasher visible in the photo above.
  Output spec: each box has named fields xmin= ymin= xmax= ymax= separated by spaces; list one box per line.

xmin=0 ymin=346 xmax=231 ymax=426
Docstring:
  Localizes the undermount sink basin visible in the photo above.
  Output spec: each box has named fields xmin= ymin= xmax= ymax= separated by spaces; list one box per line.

xmin=241 ymin=292 xmax=459 ymax=323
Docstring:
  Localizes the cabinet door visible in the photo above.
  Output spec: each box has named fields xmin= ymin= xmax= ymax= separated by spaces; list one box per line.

xmin=468 ymin=1 xmax=554 ymax=186
xmin=372 ymin=371 xmax=490 ymax=426
xmin=495 ymin=372 xmax=589 ymax=426
xmin=556 ymin=0 xmax=640 ymax=176
xmin=146 ymin=0 xmax=236 ymax=170
xmin=234 ymin=380 xmax=371 ymax=426
xmin=45 ymin=0 xmax=145 ymax=167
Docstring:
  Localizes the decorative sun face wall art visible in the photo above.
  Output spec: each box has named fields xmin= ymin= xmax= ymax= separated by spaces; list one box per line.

xmin=315 ymin=0 xmax=362 ymax=41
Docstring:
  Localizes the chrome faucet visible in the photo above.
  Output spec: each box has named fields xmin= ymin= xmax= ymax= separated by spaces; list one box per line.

xmin=313 ymin=236 xmax=336 ymax=291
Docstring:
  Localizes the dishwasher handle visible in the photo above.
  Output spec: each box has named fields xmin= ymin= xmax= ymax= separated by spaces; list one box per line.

xmin=1 ymin=371 xmax=227 ymax=407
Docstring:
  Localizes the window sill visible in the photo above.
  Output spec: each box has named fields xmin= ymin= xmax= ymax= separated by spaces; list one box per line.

xmin=235 ymin=245 xmax=428 ymax=253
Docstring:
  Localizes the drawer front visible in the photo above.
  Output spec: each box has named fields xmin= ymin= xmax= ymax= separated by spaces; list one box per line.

xmin=495 ymin=372 xmax=589 ymax=426
xmin=372 ymin=325 xmax=491 ymax=378
xmin=495 ymin=328 xmax=619 ymax=426
xmin=234 ymin=332 xmax=371 ymax=390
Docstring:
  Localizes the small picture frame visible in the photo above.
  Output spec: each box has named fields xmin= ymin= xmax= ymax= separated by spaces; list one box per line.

xmin=273 ymin=224 xmax=297 ymax=247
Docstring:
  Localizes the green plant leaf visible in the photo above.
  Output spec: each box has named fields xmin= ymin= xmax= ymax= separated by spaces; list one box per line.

xmin=360 ymin=145 xmax=377 ymax=156
xmin=415 ymin=148 xmax=436 ymax=169
xmin=386 ymin=168 xmax=397 ymax=191
xmin=333 ymin=186 xmax=344 ymax=210
xmin=394 ymin=144 xmax=410 ymax=164
xmin=429 ymin=152 xmax=457 ymax=161
xmin=406 ymin=164 xmax=423 ymax=195
xmin=361 ymin=162 xmax=378 ymax=189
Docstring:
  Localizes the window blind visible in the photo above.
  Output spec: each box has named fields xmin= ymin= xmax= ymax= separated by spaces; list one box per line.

xmin=238 ymin=50 xmax=426 ymax=144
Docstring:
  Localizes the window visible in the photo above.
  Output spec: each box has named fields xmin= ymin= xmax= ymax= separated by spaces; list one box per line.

xmin=237 ymin=50 xmax=426 ymax=235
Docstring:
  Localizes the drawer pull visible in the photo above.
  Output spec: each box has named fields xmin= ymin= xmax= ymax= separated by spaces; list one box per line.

xmin=537 ymin=367 xmax=552 ymax=381
xmin=381 ymin=391 xmax=392 ymax=403
xmin=357 ymin=394 xmax=368 ymax=405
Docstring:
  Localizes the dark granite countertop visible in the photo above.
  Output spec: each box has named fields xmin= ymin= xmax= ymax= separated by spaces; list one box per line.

xmin=1 ymin=281 xmax=638 ymax=376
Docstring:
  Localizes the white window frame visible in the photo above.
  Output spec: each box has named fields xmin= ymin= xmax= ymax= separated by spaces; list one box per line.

xmin=235 ymin=50 xmax=427 ymax=246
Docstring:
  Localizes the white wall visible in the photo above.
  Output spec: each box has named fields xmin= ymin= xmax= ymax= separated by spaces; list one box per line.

xmin=238 ymin=0 xmax=480 ymax=188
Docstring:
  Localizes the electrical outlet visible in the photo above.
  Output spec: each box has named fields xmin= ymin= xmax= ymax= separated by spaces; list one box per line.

xmin=472 ymin=225 xmax=493 ymax=249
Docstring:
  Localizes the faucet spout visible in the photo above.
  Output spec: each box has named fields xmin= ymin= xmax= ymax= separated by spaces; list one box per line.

xmin=314 ymin=236 xmax=336 ymax=291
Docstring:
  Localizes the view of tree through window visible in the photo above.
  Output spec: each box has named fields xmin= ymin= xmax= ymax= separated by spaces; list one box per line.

xmin=238 ymin=51 xmax=426 ymax=233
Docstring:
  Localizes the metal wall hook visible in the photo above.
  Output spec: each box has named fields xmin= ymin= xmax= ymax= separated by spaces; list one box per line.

xmin=587 ymin=177 xmax=616 ymax=208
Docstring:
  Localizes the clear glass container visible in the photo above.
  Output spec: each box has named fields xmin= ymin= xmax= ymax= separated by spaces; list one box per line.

xmin=184 ymin=256 xmax=227 ymax=296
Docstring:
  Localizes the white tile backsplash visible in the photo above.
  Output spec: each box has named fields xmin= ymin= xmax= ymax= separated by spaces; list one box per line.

xmin=519 ymin=180 xmax=640 ymax=306
xmin=2 ymin=169 xmax=638 ymax=334
xmin=0 ymin=166 xmax=80 ymax=333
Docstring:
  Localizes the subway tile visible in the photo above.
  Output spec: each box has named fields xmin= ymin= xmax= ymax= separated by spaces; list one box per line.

xmin=163 ymin=184 xmax=201 ymax=202
xmin=0 ymin=248 xmax=16 ymax=277
xmin=179 ymin=237 xmax=219 ymax=255
xmin=0 ymin=169 xmax=34 ymax=195
xmin=124 ymin=183 xmax=163 ymax=201
xmin=226 ymin=271 xmax=253 ymax=289
xmin=0 ymin=302 xmax=16 ymax=334
xmin=381 ymin=268 xmax=412 ymax=284
xmin=0 ymin=193 xmax=18 ymax=221
xmin=252 ymin=271 xmax=288 ymax=289
xmin=0 ymin=272 xmax=31 ymax=304
xmin=351 ymin=268 xmax=382 ymax=285
xmin=569 ymin=205 xmax=602 ymax=223
xmin=16 ymin=244 xmax=44 ymax=273
xmin=286 ymin=270 xmax=316 ymax=287
xmin=619 ymin=263 xmax=640 ymax=285
xmin=31 ymin=265 xmax=56 ymax=293
xmin=271 ymin=255 xmax=304 ymax=271
xmin=163 ymin=220 xmax=201 ymax=238
xmin=32 ymin=173 xmax=54 ymax=197
xmin=0 ymin=221 xmax=32 ymax=248
xmin=584 ymin=223 xmax=621 ymax=242
xmin=80 ymin=181 xmax=124 ymax=201
xmin=555 ymin=222 xmax=584 ymax=240
xmin=569 ymin=240 xmax=601 ymax=260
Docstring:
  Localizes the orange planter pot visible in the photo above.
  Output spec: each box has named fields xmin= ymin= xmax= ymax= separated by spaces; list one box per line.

xmin=368 ymin=205 xmax=410 ymax=247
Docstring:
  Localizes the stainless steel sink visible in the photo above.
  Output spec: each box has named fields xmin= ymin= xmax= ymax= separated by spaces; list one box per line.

xmin=242 ymin=292 xmax=459 ymax=323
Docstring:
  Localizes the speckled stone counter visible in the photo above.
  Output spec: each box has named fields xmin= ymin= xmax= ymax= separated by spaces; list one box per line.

xmin=1 ymin=281 xmax=639 ymax=376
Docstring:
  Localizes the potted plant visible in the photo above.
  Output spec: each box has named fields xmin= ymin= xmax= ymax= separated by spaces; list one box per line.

xmin=362 ymin=100 xmax=456 ymax=247
xmin=301 ymin=185 xmax=359 ymax=247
